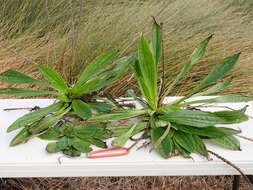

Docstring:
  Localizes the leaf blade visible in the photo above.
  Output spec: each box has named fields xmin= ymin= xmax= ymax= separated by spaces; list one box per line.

xmin=38 ymin=64 xmax=68 ymax=93
xmin=0 ymin=70 xmax=46 ymax=85
xmin=191 ymin=53 xmax=240 ymax=94
xmin=72 ymin=100 xmax=92 ymax=119
xmin=165 ymin=35 xmax=212 ymax=95
xmin=75 ymin=51 xmax=117 ymax=87
xmin=0 ymin=88 xmax=54 ymax=97
xmin=151 ymin=127 xmax=173 ymax=158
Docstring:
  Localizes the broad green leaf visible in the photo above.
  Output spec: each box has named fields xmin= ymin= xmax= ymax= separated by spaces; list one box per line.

xmin=153 ymin=124 xmax=172 ymax=148
xmin=7 ymin=102 xmax=63 ymax=132
xmin=70 ymin=138 xmax=92 ymax=153
xmin=74 ymin=124 xmax=108 ymax=139
xmin=164 ymin=35 xmax=212 ymax=96
xmin=46 ymin=142 xmax=61 ymax=153
xmin=194 ymin=79 xmax=232 ymax=96
xmin=192 ymin=135 xmax=208 ymax=156
xmin=89 ymin=102 xmax=112 ymax=112
xmin=191 ymin=53 xmax=240 ymax=94
xmin=213 ymin=106 xmax=248 ymax=124
xmin=63 ymin=147 xmax=81 ymax=157
xmin=137 ymin=35 xmax=157 ymax=109
xmin=38 ymin=64 xmax=68 ymax=93
xmin=218 ymin=127 xmax=241 ymax=135
xmin=57 ymin=136 xmax=69 ymax=150
xmin=97 ymin=55 xmax=133 ymax=84
xmin=174 ymin=140 xmax=191 ymax=158
xmin=160 ymin=109 xmax=226 ymax=127
xmin=173 ymin=131 xmax=194 ymax=152
xmin=158 ymin=104 xmax=181 ymax=114
xmin=88 ymin=138 xmax=107 ymax=148
xmin=72 ymin=76 xmax=109 ymax=96
xmin=0 ymin=70 xmax=46 ymax=85
xmin=73 ymin=55 xmax=133 ymax=95
xmin=210 ymin=135 xmax=240 ymax=150
xmin=130 ymin=59 xmax=153 ymax=108
xmin=180 ymin=94 xmax=253 ymax=106
xmin=172 ymin=123 xmax=240 ymax=138
xmin=75 ymin=51 xmax=117 ymax=87
xmin=151 ymin=20 xmax=162 ymax=64
xmin=108 ymin=122 xmax=147 ymax=137
xmin=28 ymin=106 xmax=71 ymax=134
xmin=10 ymin=128 xmax=31 ymax=146
xmin=137 ymin=75 xmax=154 ymax=108
xmin=0 ymin=88 xmax=54 ymax=97
xmin=72 ymin=100 xmax=92 ymax=119
xmin=112 ymin=124 xmax=137 ymax=147
xmin=89 ymin=109 xmax=149 ymax=122
xmin=39 ymin=127 xmax=63 ymax=140
xmin=151 ymin=127 xmax=173 ymax=158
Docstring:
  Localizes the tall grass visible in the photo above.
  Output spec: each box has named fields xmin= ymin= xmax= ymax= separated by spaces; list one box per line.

xmin=0 ymin=0 xmax=253 ymax=96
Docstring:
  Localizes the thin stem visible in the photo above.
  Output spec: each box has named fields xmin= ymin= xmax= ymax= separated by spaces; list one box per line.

xmin=158 ymin=22 xmax=165 ymax=106
xmin=236 ymin=135 xmax=253 ymax=142
xmin=3 ymin=106 xmax=40 ymax=111
xmin=208 ymin=150 xmax=253 ymax=187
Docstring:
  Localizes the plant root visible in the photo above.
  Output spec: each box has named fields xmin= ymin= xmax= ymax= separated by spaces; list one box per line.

xmin=236 ymin=135 xmax=253 ymax=143
xmin=3 ymin=106 xmax=40 ymax=111
xmin=207 ymin=150 xmax=253 ymax=187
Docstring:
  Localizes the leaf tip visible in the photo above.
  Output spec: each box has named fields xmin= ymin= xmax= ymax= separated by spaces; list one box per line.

xmin=208 ymin=34 xmax=214 ymax=40
xmin=151 ymin=16 xmax=159 ymax=25
xmin=6 ymin=126 xmax=14 ymax=133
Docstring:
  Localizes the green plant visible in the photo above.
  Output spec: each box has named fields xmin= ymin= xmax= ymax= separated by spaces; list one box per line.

xmin=41 ymin=122 xmax=111 ymax=157
xmin=0 ymin=51 xmax=131 ymax=156
xmin=90 ymin=20 xmax=253 ymax=159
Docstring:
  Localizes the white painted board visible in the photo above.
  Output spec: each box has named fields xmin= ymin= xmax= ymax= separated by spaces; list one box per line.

xmin=0 ymin=98 xmax=253 ymax=177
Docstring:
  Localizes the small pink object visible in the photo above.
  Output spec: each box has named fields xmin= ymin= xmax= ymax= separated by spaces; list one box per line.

xmin=87 ymin=147 xmax=129 ymax=159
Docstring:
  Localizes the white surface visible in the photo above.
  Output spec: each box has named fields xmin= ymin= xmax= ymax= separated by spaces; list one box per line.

xmin=0 ymin=98 xmax=253 ymax=177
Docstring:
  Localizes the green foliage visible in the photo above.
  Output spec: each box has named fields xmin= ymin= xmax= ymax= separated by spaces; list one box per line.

xmin=151 ymin=127 xmax=173 ymax=158
xmin=162 ymin=34 xmax=212 ymax=99
xmin=1 ymin=20 xmax=252 ymax=159
xmin=0 ymin=51 xmax=131 ymax=152
xmin=0 ymin=88 xmax=55 ymax=97
xmin=93 ymin=21 xmax=252 ymax=159
xmin=43 ymin=123 xmax=110 ymax=156
xmin=0 ymin=70 xmax=47 ymax=85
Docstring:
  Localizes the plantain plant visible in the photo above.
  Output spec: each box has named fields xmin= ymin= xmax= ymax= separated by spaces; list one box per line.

xmin=90 ymin=20 xmax=253 ymax=159
xmin=0 ymin=51 xmax=132 ymax=156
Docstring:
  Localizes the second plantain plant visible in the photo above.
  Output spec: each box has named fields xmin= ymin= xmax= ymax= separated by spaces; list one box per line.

xmin=90 ymin=20 xmax=253 ymax=159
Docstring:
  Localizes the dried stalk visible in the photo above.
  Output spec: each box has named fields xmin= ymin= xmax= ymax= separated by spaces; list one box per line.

xmin=208 ymin=150 xmax=253 ymax=187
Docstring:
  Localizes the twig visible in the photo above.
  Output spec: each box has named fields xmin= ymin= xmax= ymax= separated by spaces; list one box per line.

xmin=57 ymin=155 xmax=87 ymax=165
xmin=127 ymin=141 xmax=139 ymax=151
xmin=208 ymin=150 xmax=253 ymax=187
xmin=236 ymin=134 xmax=253 ymax=142
xmin=3 ymin=106 xmax=40 ymax=111
xmin=137 ymin=141 xmax=151 ymax=150
xmin=104 ymin=93 xmax=124 ymax=109
xmin=157 ymin=19 xmax=166 ymax=106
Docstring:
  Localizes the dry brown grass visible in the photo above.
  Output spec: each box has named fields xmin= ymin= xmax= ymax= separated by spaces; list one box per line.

xmin=1 ymin=176 xmax=252 ymax=190
xmin=1 ymin=0 xmax=253 ymax=96
xmin=1 ymin=1 xmax=253 ymax=190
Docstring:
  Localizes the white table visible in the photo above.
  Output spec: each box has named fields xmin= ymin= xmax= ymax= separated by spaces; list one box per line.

xmin=0 ymin=98 xmax=253 ymax=178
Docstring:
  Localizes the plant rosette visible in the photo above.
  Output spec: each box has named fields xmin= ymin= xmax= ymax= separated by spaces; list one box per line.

xmin=90 ymin=20 xmax=253 ymax=159
xmin=0 ymin=51 xmax=133 ymax=156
